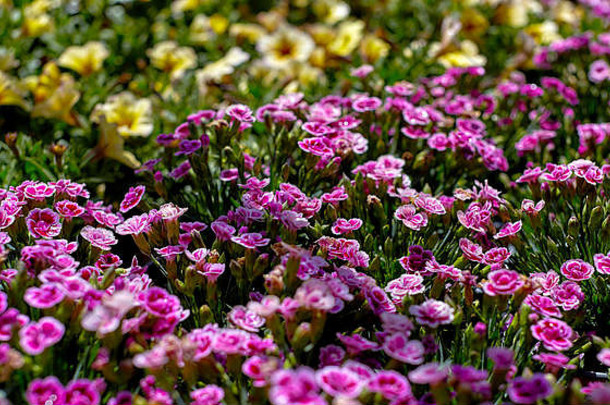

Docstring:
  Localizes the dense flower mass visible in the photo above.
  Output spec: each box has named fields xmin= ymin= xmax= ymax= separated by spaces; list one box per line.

xmin=2 ymin=0 xmax=610 ymax=404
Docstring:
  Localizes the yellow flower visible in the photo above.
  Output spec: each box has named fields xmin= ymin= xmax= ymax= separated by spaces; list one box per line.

xmin=257 ymin=26 xmax=315 ymax=69
xmin=460 ymin=8 xmax=489 ymax=39
xmin=0 ymin=48 xmax=18 ymax=71
xmin=0 ymin=72 xmax=28 ymax=110
xmin=85 ymin=115 xmax=141 ymax=169
xmin=494 ymin=0 xmax=538 ymax=28
xmin=327 ymin=20 xmax=364 ymax=57
xmin=21 ymin=13 xmax=53 ymax=37
xmin=229 ymin=23 xmax=266 ymax=43
xmin=436 ymin=40 xmax=487 ymax=68
xmin=308 ymin=24 xmax=336 ymax=46
xmin=58 ymin=42 xmax=109 ymax=76
xmin=523 ymin=21 xmax=561 ymax=45
xmin=360 ymin=34 xmax=389 ymax=63
xmin=171 ymin=0 xmax=210 ymax=15
xmin=147 ymin=41 xmax=197 ymax=79
xmin=91 ymin=92 xmax=153 ymax=138
xmin=26 ymin=62 xmax=79 ymax=124
xmin=553 ymin=1 xmax=584 ymax=25
xmin=312 ymin=0 xmax=350 ymax=24
xmin=196 ymin=47 xmax=249 ymax=84
xmin=209 ymin=14 xmax=229 ymax=35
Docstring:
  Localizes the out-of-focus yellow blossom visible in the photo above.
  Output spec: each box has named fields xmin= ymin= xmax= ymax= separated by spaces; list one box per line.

xmin=494 ymin=0 xmax=541 ymax=28
xmin=309 ymin=47 xmax=328 ymax=69
xmin=460 ymin=8 xmax=489 ymax=39
xmin=308 ymin=24 xmax=336 ymax=46
xmin=257 ymin=10 xmax=286 ymax=32
xmin=0 ymin=49 xmax=18 ymax=71
xmin=22 ymin=13 xmax=53 ymax=37
xmin=523 ymin=21 xmax=561 ymax=45
xmin=0 ymin=72 xmax=28 ymax=110
xmin=57 ymin=42 xmax=109 ymax=76
xmin=91 ymin=92 xmax=153 ymax=138
xmin=360 ymin=34 xmax=389 ymax=63
xmin=190 ymin=14 xmax=230 ymax=45
xmin=147 ymin=41 xmax=197 ymax=79
xmin=327 ymin=20 xmax=364 ymax=57
xmin=283 ymin=63 xmax=326 ymax=92
xmin=209 ymin=14 xmax=229 ymax=35
xmin=25 ymin=62 xmax=79 ymax=124
xmin=171 ymin=0 xmax=210 ymax=15
xmin=229 ymin=23 xmax=266 ymax=43
xmin=257 ymin=26 xmax=315 ymax=69
xmin=553 ymin=1 xmax=584 ymax=25
xmin=436 ymin=40 xmax=487 ymax=68
xmin=196 ymin=47 xmax=249 ymax=84
xmin=86 ymin=115 xmax=141 ymax=169
xmin=312 ymin=0 xmax=350 ymax=24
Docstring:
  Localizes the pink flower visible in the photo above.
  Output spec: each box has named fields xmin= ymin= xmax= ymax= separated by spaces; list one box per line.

xmin=560 ymin=259 xmax=594 ymax=281
xmin=459 ymin=238 xmax=484 ymax=262
xmin=594 ymin=253 xmax=610 ymax=275
xmin=598 ymin=348 xmax=610 ymax=367
xmin=533 ymin=352 xmax=575 ymax=373
xmin=395 ymin=205 xmax=428 ymax=231
xmin=552 ymin=281 xmax=584 ymax=311
xmin=295 ymin=279 xmax=335 ymax=312
xmin=409 ymin=299 xmax=454 ymax=328
xmin=385 ymin=273 xmax=425 ymax=302
xmin=414 ymin=195 xmax=446 ymax=215
xmin=521 ymin=199 xmax=545 ymax=215
xmin=190 ymin=385 xmax=224 ymax=405
xmin=19 ymin=317 xmax=65 ymax=355
xmin=55 ymin=200 xmax=85 ymax=219
xmin=531 ymin=318 xmax=575 ymax=352
xmin=315 ymin=366 xmax=364 ymax=398
xmin=65 ymin=379 xmax=104 ymax=405
xmin=26 ymin=377 xmax=66 ymax=405
xmin=269 ymin=367 xmax=325 ymax=405
xmin=482 ymin=269 xmax=524 ymax=296
xmin=24 ymin=283 xmax=65 ymax=309
xmin=507 ymin=373 xmax=553 ymax=404
xmin=352 ymin=96 xmax=382 ymax=112
xmin=368 ymin=370 xmax=412 ymax=401
xmin=231 ymin=232 xmax=270 ymax=249
xmin=494 ymin=221 xmax=522 ymax=239
xmin=119 ymin=185 xmax=145 ymax=213
xmin=408 ymin=362 xmax=449 ymax=385
xmin=382 ymin=333 xmax=425 ymax=364
xmin=23 ymin=182 xmax=55 ymax=200
xmin=524 ymin=294 xmax=562 ymax=318
xmin=331 ymin=218 xmax=363 ymax=235
xmin=26 ymin=208 xmax=62 ymax=239
xmin=80 ymin=226 xmax=118 ymax=251
xmin=159 ymin=203 xmax=188 ymax=221
xmin=228 ymin=305 xmax=265 ymax=332
xmin=116 ymin=214 xmax=151 ymax=235
xmin=321 ymin=186 xmax=348 ymax=204
xmin=226 ymin=104 xmax=255 ymax=123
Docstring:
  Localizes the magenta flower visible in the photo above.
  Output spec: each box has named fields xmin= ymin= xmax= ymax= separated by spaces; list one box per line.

xmin=23 ymin=181 xmax=55 ymax=201
xmin=368 ymin=370 xmax=413 ymax=401
xmin=414 ymin=195 xmax=446 ymax=215
xmin=487 ymin=347 xmax=514 ymax=369
xmin=524 ymin=294 xmax=562 ymax=318
xmin=560 ymin=259 xmax=594 ymax=281
xmin=65 ymin=379 xmax=104 ymax=405
xmin=119 ymin=185 xmax=145 ymax=213
xmin=507 ymin=373 xmax=553 ymax=404
xmin=231 ymin=232 xmax=270 ymax=249
xmin=531 ymin=318 xmax=575 ymax=352
xmin=408 ymin=362 xmax=449 ymax=385
xmin=228 ymin=305 xmax=265 ymax=332
xmin=55 ymin=200 xmax=85 ymax=219
xmin=552 ymin=281 xmax=584 ymax=311
xmin=352 ymin=96 xmax=382 ymax=112
xmin=598 ymin=349 xmax=610 ymax=367
xmin=331 ymin=218 xmax=363 ymax=235
xmin=382 ymin=333 xmax=424 ymax=364
xmin=494 ymin=220 xmax=522 ymax=239
xmin=395 ymin=204 xmax=428 ymax=231
xmin=521 ymin=199 xmax=545 ymax=215
xmin=24 ymin=283 xmax=65 ymax=309
xmin=533 ymin=352 xmax=575 ymax=373
xmin=26 ymin=377 xmax=66 ymax=405
xmin=594 ymin=253 xmax=610 ymax=275
xmin=385 ymin=273 xmax=425 ymax=302
xmin=190 ymin=385 xmax=224 ymax=405
xmin=19 ymin=317 xmax=65 ymax=355
xmin=226 ymin=104 xmax=255 ymax=123
xmin=482 ymin=269 xmax=524 ymax=296
xmin=116 ymin=214 xmax=151 ymax=235
xmin=80 ymin=226 xmax=118 ymax=251
xmin=409 ymin=299 xmax=455 ymax=328
xmin=295 ymin=279 xmax=335 ymax=312
xmin=321 ymin=186 xmax=348 ymax=204
xmin=26 ymin=208 xmax=62 ymax=239
xmin=315 ymin=366 xmax=364 ymax=398
xmin=269 ymin=367 xmax=324 ymax=405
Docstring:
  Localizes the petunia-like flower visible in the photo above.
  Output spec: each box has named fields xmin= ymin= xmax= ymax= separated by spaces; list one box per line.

xmin=409 ymin=299 xmax=454 ymax=328
xmin=19 ymin=317 xmax=65 ymax=355
xmin=531 ymin=318 xmax=575 ymax=352
xmin=190 ymin=385 xmax=225 ymax=405
xmin=560 ymin=259 xmax=594 ymax=281
xmin=91 ymin=92 xmax=153 ymax=138
xmin=382 ymin=333 xmax=425 ymax=364
xmin=395 ymin=204 xmax=428 ymax=231
xmin=26 ymin=208 xmax=62 ymax=239
xmin=231 ymin=232 xmax=270 ymax=249
xmin=58 ymin=41 xmax=109 ymax=76
xmin=315 ymin=366 xmax=364 ymax=398
xmin=507 ymin=373 xmax=553 ymax=404
xmin=80 ymin=226 xmax=118 ymax=251
xmin=482 ymin=269 xmax=524 ymax=296
xmin=119 ymin=185 xmax=145 ymax=213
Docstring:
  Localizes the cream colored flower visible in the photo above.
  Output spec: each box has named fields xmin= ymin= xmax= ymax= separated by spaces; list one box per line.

xmin=0 ymin=72 xmax=28 ymax=110
xmin=312 ymin=0 xmax=350 ymax=24
xmin=257 ymin=26 xmax=315 ymax=69
xmin=91 ymin=92 xmax=153 ymax=138
xmin=26 ymin=62 xmax=79 ymax=124
xmin=436 ymin=40 xmax=487 ymax=68
xmin=189 ymin=14 xmax=230 ymax=45
xmin=196 ymin=47 xmax=250 ymax=84
xmin=0 ymin=48 xmax=18 ymax=71
xmin=58 ymin=42 xmax=109 ymax=76
xmin=147 ymin=41 xmax=197 ymax=79
xmin=360 ymin=34 xmax=390 ymax=63
xmin=524 ymin=21 xmax=561 ymax=45
xmin=229 ymin=23 xmax=266 ymax=43
xmin=171 ymin=0 xmax=210 ymax=15
xmin=327 ymin=20 xmax=364 ymax=57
